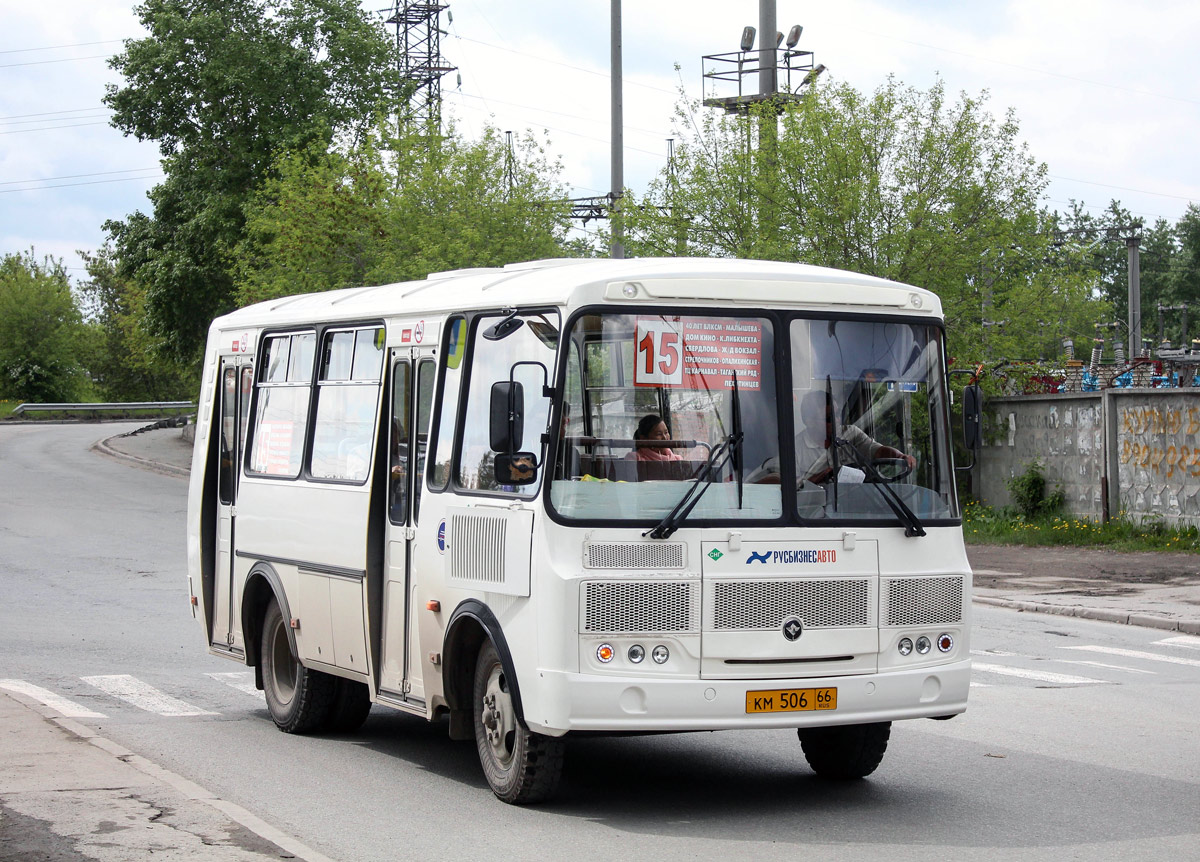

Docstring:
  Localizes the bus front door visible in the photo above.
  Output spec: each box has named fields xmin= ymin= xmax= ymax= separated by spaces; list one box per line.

xmin=213 ymin=359 xmax=253 ymax=652
xmin=380 ymin=350 xmax=435 ymax=701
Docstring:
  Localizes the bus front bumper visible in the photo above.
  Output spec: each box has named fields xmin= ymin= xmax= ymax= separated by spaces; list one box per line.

xmin=523 ymin=660 xmax=971 ymax=736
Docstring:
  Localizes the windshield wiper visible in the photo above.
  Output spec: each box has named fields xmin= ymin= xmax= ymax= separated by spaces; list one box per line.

xmin=833 ymin=439 xmax=926 ymax=538
xmin=644 ymin=430 xmax=743 ymax=540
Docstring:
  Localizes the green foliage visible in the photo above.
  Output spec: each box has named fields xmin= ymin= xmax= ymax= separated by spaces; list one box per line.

xmin=964 ymin=501 xmax=1200 ymax=552
xmin=0 ymin=251 xmax=85 ymax=402
xmin=623 ymin=77 xmax=1110 ymax=363
xmin=103 ymin=0 xmax=397 ymax=362
xmin=1004 ymin=459 xmax=1065 ymax=519
xmin=77 ymin=245 xmax=197 ymax=401
xmin=235 ymin=121 xmax=572 ymax=302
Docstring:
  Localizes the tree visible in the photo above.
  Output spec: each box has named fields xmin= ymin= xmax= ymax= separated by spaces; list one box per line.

xmin=77 ymin=245 xmax=196 ymax=401
xmin=104 ymin=0 xmax=397 ymax=362
xmin=624 ymin=77 xmax=1107 ymax=363
xmin=235 ymin=121 xmax=572 ymax=303
xmin=0 ymin=251 xmax=85 ymax=402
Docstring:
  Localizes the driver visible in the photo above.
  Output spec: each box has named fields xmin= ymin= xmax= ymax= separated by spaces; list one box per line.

xmin=796 ymin=390 xmax=915 ymax=485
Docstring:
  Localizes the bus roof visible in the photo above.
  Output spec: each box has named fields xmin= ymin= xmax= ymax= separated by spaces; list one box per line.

xmin=212 ymin=257 xmax=942 ymax=331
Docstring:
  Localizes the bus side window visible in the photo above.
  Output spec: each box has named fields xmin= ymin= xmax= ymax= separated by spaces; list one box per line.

xmin=247 ymin=332 xmax=315 ymax=478
xmin=413 ymin=359 xmax=435 ymax=521
xmin=310 ymin=326 xmax=384 ymax=483
xmin=429 ymin=317 xmax=467 ymax=491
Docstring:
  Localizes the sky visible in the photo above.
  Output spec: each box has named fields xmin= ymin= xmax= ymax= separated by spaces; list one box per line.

xmin=2 ymin=0 xmax=1198 ymax=285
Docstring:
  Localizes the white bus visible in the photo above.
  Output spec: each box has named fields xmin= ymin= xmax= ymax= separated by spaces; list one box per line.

xmin=187 ymin=257 xmax=975 ymax=803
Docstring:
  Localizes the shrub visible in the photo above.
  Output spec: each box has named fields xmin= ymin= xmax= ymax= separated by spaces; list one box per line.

xmin=1006 ymin=459 xmax=1065 ymax=519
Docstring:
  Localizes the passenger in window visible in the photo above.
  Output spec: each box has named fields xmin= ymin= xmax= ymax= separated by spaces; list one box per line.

xmin=795 ymin=391 xmax=914 ymax=485
xmin=627 ymin=414 xmax=682 ymax=462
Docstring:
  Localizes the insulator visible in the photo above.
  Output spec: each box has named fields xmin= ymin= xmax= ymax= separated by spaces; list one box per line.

xmin=1062 ymin=338 xmax=1074 ymax=361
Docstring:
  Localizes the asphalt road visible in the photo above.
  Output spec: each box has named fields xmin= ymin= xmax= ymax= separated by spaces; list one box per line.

xmin=2 ymin=423 xmax=1199 ymax=861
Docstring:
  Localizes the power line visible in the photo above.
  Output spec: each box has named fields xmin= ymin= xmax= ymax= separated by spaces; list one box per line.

xmin=0 ymin=107 xmax=110 ymax=122
xmin=0 ymin=167 xmax=160 ymax=187
xmin=0 ymin=121 xmax=110 ymax=136
xmin=0 ymin=54 xmax=111 ymax=69
xmin=0 ymin=39 xmax=124 ymax=55
xmin=0 ymin=174 xmax=162 ymax=195
xmin=1050 ymin=174 xmax=1198 ymax=203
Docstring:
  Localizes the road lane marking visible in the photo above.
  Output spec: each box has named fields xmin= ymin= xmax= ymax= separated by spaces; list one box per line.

xmin=971 ymin=649 xmax=1019 ymax=657
xmin=1063 ymin=645 xmax=1200 ymax=668
xmin=1059 ymin=660 xmax=1156 ymax=675
xmin=81 ymin=675 xmax=218 ymax=716
xmin=971 ymin=662 xmax=1109 ymax=685
xmin=1154 ymin=635 xmax=1200 ymax=650
xmin=0 ymin=679 xmax=107 ymax=718
xmin=205 ymin=672 xmax=259 ymax=697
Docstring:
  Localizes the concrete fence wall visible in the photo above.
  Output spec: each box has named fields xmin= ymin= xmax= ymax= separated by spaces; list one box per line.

xmin=978 ymin=389 xmax=1200 ymax=526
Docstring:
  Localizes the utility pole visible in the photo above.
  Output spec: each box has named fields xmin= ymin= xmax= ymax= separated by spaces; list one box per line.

xmin=1127 ymin=234 xmax=1142 ymax=358
xmin=610 ymin=0 xmax=625 ymax=259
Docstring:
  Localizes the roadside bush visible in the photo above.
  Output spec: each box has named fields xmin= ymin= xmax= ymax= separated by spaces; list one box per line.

xmin=1005 ymin=459 xmax=1065 ymax=519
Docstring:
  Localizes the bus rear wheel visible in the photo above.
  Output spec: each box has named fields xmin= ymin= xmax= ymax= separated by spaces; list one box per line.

xmin=472 ymin=641 xmax=564 ymax=804
xmin=261 ymin=598 xmax=335 ymax=733
xmin=798 ymin=721 xmax=891 ymax=779
xmin=323 ymin=678 xmax=372 ymax=734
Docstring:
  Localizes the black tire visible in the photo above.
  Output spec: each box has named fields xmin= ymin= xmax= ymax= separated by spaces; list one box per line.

xmin=798 ymin=721 xmax=891 ymax=779
xmin=323 ymin=678 xmax=372 ymax=734
xmin=473 ymin=640 xmax=564 ymax=804
xmin=260 ymin=597 xmax=335 ymax=734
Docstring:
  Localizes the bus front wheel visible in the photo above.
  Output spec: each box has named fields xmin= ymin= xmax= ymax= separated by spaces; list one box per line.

xmin=261 ymin=598 xmax=335 ymax=733
xmin=472 ymin=641 xmax=564 ymax=804
xmin=798 ymin=721 xmax=891 ymax=779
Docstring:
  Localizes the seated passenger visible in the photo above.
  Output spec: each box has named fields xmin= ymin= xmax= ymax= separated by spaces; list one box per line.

xmin=627 ymin=414 xmax=682 ymax=462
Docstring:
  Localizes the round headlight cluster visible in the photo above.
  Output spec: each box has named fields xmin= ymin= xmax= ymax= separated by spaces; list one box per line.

xmin=596 ymin=642 xmax=670 ymax=665
xmin=897 ymin=633 xmax=956 ymax=657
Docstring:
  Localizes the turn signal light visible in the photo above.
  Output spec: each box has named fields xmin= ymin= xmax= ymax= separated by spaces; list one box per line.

xmin=937 ymin=633 xmax=955 ymax=653
xmin=596 ymin=643 xmax=615 ymax=663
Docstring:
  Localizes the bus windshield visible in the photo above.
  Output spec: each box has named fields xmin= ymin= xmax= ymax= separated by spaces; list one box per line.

xmin=549 ymin=310 xmax=957 ymax=526
xmin=549 ymin=311 xmax=782 ymax=523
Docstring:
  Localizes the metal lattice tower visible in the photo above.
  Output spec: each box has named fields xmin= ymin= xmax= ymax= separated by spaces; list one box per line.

xmin=385 ymin=2 xmax=457 ymax=130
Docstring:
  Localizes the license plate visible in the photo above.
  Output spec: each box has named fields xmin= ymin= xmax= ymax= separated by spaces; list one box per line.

xmin=745 ymin=687 xmax=837 ymax=713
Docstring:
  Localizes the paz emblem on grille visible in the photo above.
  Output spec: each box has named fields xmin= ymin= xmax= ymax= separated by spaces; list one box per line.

xmin=781 ymin=615 xmax=804 ymax=641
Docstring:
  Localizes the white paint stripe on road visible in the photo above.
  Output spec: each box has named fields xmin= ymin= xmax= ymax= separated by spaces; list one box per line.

xmin=1063 ymin=645 xmax=1200 ymax=668
xmin=82 ymin=674 xmax=218 ymax=716
xmin=1059 ymin=660 xmax=1156 ymax=675
xmin=205 ymin=672 xmax=259 ymax=697
xmin=1154 ymin=635 xmax=1200 ymax=650
xmin=0 ymin=679 xmax=107 ymax=718
xmin=971 ymin=662 xmax=1109 ymax=685
xmin=971 ymin=649 xmax=1019 ymax=657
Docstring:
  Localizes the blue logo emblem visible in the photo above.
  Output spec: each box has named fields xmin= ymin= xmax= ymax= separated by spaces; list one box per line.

xmin=437 ymin=520 xmax=446 ymax=554
xmin=746 ymin=551 xmax=771 ymax=564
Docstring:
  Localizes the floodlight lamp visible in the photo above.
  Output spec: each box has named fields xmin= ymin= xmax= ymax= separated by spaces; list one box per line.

xmin=776 ymin=31 xmax=784 ymax=47
xmin=740 ymin=26 xmax=756 ymax=51
xmin=786 ymin=25 xmax=803 ymax=49
xmin=801 ymin=63 xmax=826 ymax=86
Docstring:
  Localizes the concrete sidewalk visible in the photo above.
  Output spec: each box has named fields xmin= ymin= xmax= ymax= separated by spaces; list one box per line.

xmin=95 ymin=422 xmax=1200 ymax=635
xmin=0 ymin=687 xmax=332 ymax=862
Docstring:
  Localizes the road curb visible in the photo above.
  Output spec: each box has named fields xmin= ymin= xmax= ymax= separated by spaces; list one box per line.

xmin=91 ymin=435 xmax=190 ymax=478
xmin=974 ymin=595 xmax=1200 ymax=634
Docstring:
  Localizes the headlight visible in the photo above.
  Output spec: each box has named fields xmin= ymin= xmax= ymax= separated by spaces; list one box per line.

xmin=916 ymin=636 xmax=931 ymax=655
xmin=897 ymin=637 xmax=914 ymax=656
xmin=651 ymin=645 xmax=670 ymax=664
xmin=628 ymin=644 xmax=645 ymax=663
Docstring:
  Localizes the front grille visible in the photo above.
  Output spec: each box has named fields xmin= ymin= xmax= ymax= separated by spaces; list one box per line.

xmin=583 ymin=581 xmax=695 ymax=633
xmin=883 ymin=576 xmax=963 ymax=626
xmin=584 ymin=543 xmax=685 ymax=570
xmin=711 ymin=579 xmax=871 ymax=630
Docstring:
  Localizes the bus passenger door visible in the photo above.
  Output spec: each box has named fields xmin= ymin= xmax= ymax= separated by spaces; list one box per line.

xmin=214 ymin=359 xmax=253 ymax=651
xmin=380 ymin=350 xmax=435 ymax=701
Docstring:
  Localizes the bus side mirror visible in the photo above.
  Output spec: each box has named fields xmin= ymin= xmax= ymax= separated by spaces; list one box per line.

xmin=490 ymin=381 xmax=524 ymax=453
xmin=494 ymin=452 xmax=538 ymax=486
xmin=963 ymin=384 xmax=982 ymax=451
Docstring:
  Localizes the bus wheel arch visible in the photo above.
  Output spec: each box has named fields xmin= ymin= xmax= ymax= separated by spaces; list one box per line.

xmin=240 ymin=563 xmax=292 ymax=689
xmin=443 ymin=601 xmax=524 ymax=742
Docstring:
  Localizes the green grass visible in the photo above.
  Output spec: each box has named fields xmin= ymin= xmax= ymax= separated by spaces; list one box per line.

xmin=964 ymin=500 xmax=1200 ymax=553
xmin=0 ymin=400 xmax=17 ymax=420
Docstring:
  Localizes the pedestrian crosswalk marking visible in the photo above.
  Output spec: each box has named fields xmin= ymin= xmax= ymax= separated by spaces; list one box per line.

xmin=0 ymin=679 xmax=107 ymax=718
xmin=82 ymin=674 xmax=218 ymax=717
xmin=971 ymin=662 xmax=1109 ymax=685
xmin=206 ymin=671 xmax=259 ymax=697
xmin=1059 ymin=660 xmax=1156 ymax=675
xmin=1154 ymin=635 xmax=1200 ymax=650
xmin=1063 ymin=644 xmax=1200 ymax=669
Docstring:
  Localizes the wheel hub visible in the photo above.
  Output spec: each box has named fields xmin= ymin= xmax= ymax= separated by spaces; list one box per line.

xmin=480 ymin=667 xmax=516 ymax=766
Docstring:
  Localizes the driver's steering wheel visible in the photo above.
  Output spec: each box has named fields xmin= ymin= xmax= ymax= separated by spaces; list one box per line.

xmin=868 ymin=457 xmax=913 ymax=483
